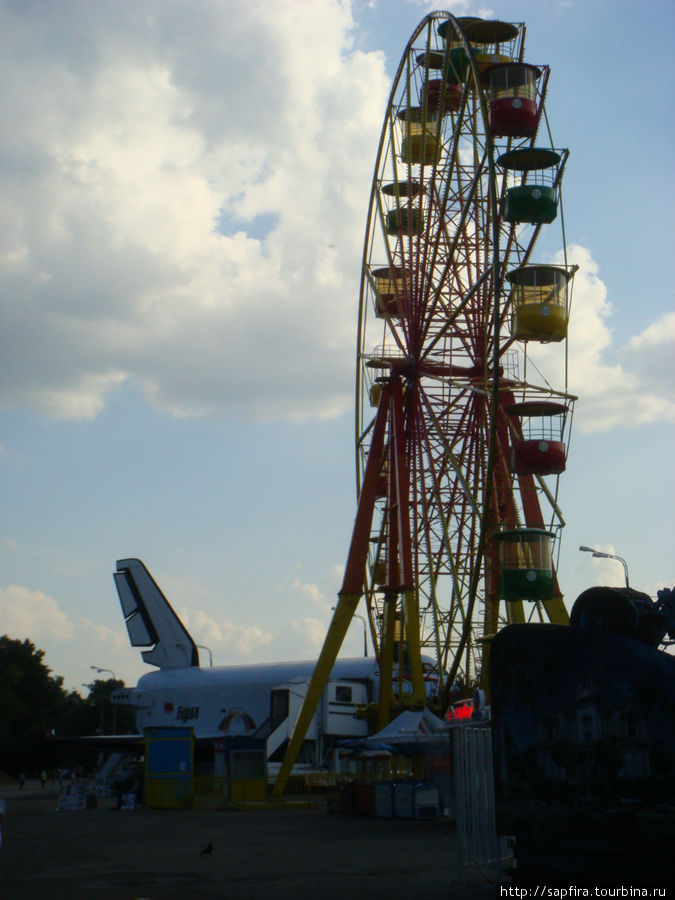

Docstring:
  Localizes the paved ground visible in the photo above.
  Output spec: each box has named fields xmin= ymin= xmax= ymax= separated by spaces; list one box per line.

xmin=0 ymin=781 xmax=504 ymax=899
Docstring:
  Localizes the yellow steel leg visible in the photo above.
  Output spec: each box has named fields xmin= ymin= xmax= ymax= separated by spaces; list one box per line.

xmin=544 ymin=593 xmax=569 ymax=625
xmin=376 ymin=594 xmax=397 ymax=731
xmin=271 ymin=593 xmax=361 ymax=799
xmin=401 ymin=588 xmax=426 ymax=707
xmin=506 ymin=598 xmax=525 ymax=624
xmin=479 ymin=636 xmax=492 ymax=697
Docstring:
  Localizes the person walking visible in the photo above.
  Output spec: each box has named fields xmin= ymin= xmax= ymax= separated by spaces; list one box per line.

xmin=18 ymin=773 xmax=25 ymax=791
xmin=40 ymin=771 xmax=47 ymax=789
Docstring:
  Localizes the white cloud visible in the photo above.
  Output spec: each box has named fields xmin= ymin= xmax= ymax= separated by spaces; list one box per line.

xmin=78 ymin=617 xmax=130 ymax=656
xmin=0 ymin=584 xmax=74 ymax=641
xmin=0 ymin=584 xmax=133 ymax=686
xmin=292 ymin=577 xmax=328 ymax=610
xmin=622 ymin=311 xmax=675 ymax=401
xmin=182 ymin=607 xmax=274 ymax=659
xmin=178 ymin=605 xmax=332 ymax=663
xmin=271 ymin=616 xmax=331 ymax=660
xmin=0 ymin=0 xmax=389 ymax=422
xmin=41 ymin=371 xmax=128 ymax=421
xmin=0 ymin=577 xmax=313 ymax=683
xmin=0 ymin=569 xmax=361 ymax=687
xmin=528 ymin=245 xmax=675 ymax=433
xmin=405 ymin=0 xmax=494 ymax=16
xmin=2 ymin=3 xmax=670 ymax=435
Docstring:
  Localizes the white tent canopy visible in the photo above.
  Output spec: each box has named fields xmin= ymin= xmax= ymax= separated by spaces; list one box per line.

xmin=366 ymin=709 xmax=448 ymax=746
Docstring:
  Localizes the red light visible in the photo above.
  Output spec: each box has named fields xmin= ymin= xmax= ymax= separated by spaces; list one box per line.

xmin=447 ymin=702 xmax=473 ymax=720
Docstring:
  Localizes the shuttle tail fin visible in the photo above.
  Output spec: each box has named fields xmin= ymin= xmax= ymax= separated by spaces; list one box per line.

xmin=114 ymin=558 xmax=199 ymax=669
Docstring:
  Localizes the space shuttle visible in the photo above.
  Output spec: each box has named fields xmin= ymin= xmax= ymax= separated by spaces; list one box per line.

xmin=111 ymin=559 xmax=392 ymax=765
xmin=114 ymin=557 xmax=200 ymax=669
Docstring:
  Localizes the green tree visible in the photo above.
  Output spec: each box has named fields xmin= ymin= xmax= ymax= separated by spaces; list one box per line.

xmin=0 ymin=635 xmax=68 ymax=776
xmin=75 ymin=679 xmax=136 ymax=736
xmin=0 ymin=637 xmax=137 ymax=777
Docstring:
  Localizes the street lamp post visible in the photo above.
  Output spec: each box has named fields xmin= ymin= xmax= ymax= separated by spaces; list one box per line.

xmin=579 ymin=546 xmax=630 ymax=588
xmin=331 ymin=608 xmax=368 ymax=656
xmin=90 ymin=665 xmax=116 ymax=679
xmin=353 ymin=614 xmax=368 ymax=657
xmin=83 ymin=682 xmax=105 ymax=735
xmin=90 ymin=666 xmax=118 ymax=733
xmin=197 ymin=645 xmax=213 ymax=667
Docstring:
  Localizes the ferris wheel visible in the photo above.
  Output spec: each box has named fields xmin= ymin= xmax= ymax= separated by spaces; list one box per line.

xmin=355 ymin=12 xmax=576 ymax=712
xmin=274 ymin=12 xmax=576 ymax=793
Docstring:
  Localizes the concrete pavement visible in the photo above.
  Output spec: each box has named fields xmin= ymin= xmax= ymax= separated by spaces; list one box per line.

xmin=0 ymin=781 xmax=503 ymax=898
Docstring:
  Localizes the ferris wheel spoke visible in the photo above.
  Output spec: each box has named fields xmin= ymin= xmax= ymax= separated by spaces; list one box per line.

xmin=415 ymin=395 xmax=486 ymax=628
xmin=418 ymin=387 xmax=482 ymax=517
xmin=422 ymin=152 xmax=489 ymax=312
xmin=424 ymin=268 xmax=493 ymax=361
xmin=412 ymin=407 xmax=465 ymax=592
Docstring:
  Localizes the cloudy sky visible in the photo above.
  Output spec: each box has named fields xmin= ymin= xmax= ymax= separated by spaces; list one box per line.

xmin=1 ymin=0 xmax=673 ymax=692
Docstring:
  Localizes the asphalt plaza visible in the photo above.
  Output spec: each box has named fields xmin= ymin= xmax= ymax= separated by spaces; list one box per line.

xmin=1 ymin=782 xmax=500 ymax=899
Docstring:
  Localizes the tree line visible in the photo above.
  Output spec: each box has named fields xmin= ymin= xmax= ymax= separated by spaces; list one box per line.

xmin=0 ymin=635 xmax=136 ymax=778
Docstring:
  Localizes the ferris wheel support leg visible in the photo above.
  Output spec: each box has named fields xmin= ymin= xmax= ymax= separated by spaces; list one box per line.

xmin=480 ymin=640 xmax=492 ymax=695
xmin=401 ymin=588 xmax=427 ymax=707
xmin=543 ymin=594 xmax=568 ymax=625
xmin=272 ymin=393 xmax=391 ymax=799
xmin=388 ymin=380 xmax=427 ymax=710
xmin=377 ymin=590 xmax=426 ymax=731
xmin=506 ymin=599 xmax=526 ymax=624
xmin=271 ymin=593 xmax=362 ymax=799
xmin=377 ymin=593 xmax=398 ymax=731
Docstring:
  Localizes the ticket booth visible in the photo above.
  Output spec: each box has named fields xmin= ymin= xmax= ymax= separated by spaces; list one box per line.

xmin=145 ymin=727 xmax=194 ymax=809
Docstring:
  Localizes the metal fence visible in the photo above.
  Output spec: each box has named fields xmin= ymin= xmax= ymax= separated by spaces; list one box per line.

xmin=452 ymin=724 xmax=512 ymax=880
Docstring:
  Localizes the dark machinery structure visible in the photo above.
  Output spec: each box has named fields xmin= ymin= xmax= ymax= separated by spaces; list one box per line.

xmin=571 ymin=584 xmax=675 ymax=648
xmin=491 ymin=584 xmax=675 ymax=885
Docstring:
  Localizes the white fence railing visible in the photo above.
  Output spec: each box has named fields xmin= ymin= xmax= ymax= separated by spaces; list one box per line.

xmin=452 ymin=724 xmax=512 ymax=880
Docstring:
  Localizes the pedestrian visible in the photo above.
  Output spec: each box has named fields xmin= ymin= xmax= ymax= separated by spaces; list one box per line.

xmin=18 ymin=773 xmax=25 ymax=790
xmin=40 ymin=770 xmax=47 ymax=789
